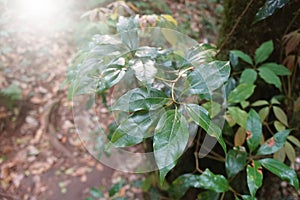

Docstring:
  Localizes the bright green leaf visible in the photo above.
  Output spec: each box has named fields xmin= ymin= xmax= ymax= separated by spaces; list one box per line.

xmin=258 ymin=158 xmax=299 ymax=190
xmin=247 ymin=161 xmax=263 ymax=197
xmin=258 ymin=67 xmax=281 ymax=89
xmin=255 ymin=41 xmax=273 ymax=65
xmin=240 ymin=69 xmax=257 ymax=84
xmin=259 ymin=63 xmax=291 ymax=76
xmin=257 ymin=129 xmax=291 ymax=155
xmin=225 ymin=149 xmax=247 ymax=178
xmin=112 ymin=87 xmax=170 ymax=112
xmin=228 ymin=107 xmax=248 ymax=128
xmin=230 ymin=50 xmax=253 ymax=65
xmin=228 ymin=84 xmax=256 ymax=103
xmin=246 ymin=109 xmax=262 ymax=153
xmin=273 ymin=106 xmax=288 ymax=126
xmin=153 ymin=110 xmax=189 ymax=183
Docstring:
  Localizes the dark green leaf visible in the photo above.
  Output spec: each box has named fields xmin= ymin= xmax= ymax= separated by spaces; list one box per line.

xmin=247 ymin=161 xmax=263 ymax=197
xmin=228 ymin=84 xmax=256 ymax=103
xmin=230 ymin=50 xmax=253 ymax=65
xmin=240 ymin=69 xmax=257 ymax=84
xmin=258 ymin=67 xmax=281 ymax=89
xmin=241 ymin=195 xmax=257 ymax=200
xmin=255 ymin=0 xmax=290 ymax=22
xmin=225 ymin=149 xmax=247 ymax=178
xmin=169 ymin=169 xmax=229 ymax=199
xmin=109 ymin=179 xmax=125 ymax=197
xmin=246 ymin=109 xmax=262 ymax=153
xmin=259 ymin=63 xmax=291 ymax=76
xmin=255 ymin=41 xmax=273 ymax=65
xmin=112 ymin=87 xmax=170 ymax=112
xmin=153 ymin=110 xmax=189 ymax=183
xmin=228 ymin=107 xmax=248 ymax=128
xmin=258 ymin=158 xmax=299 ymax=190
xmin=197 ymin=191 xmax=220 ymax=200
xmin=257 ymin=129 xmax=291 ymax=155
xmin=186 ymin=104 xmax=226 ymax=152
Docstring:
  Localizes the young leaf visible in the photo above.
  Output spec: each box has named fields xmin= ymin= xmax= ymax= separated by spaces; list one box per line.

xmin=225 ymin=149 xmax=247 ymax=178
xmin=228 ymin=84 xmax=256 ymax=103
xmin=169 ymin=169 xmax=229 ymax=199
xmin=246 ymin=109 xmax=262 ymax=153
xmin=258 ymin=107 xmax=270 ymax=122
xmin=258 ymin=67 xmax=281 ymax=89
xmin=274 ymin=121 xmax=286 ymax=131
xmin=259 ymin=63 xmax=291 ymax=76
xmin=284 ymin=141 xmax=296 ymax=164
xmin=247 ymin=161 xmax=263 ymax=197
xmin=153 ymin=110 xmax=189 ymax=183
xmin=273 ymin=106 xmax=288 ymax=126
xmin=255 ymin=0 xmax=290 ymax=23
xmin=186 ymin=104 xmax=226 ymax=152
xmin=240 ymin=69 xmax=257 ymax=84
xmin=228 ymin=107 xmax=248 ymax=128
xmin=230 ymin=50 xmax=253 ymax=65
xmin=112 ymin=87 xmax=170 ymax=112
xmin=288 ymin=135 xmax=300 ymax=148
xmin=256 ymin=129 xmax=291 ymax=155
xmin=130 ymin=59 xmax=157 ymax=84
xmin=255 ymin=40 xmax=273 ymax=65
xmin=258 ymin=158 xmax=299 ymax=190
xmin=251 ymin=100 xmax=269 ymax=107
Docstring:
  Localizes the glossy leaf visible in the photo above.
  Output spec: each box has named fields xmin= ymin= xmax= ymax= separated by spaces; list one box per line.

xmin=240 ymin=69 xmax=257 ymax=84
xmin=258 ymin=158 xmax=299 ymax=190
xmin=228 ymin=84 xmax=256 ymax=103
xmin=247 ymin=161 xmax=263 ymax=197
xmin=130 ymin=59 xmax=157 ymax=84
xmin=228 ymin=107 xmax=248 ymax=128
xmin=97 ymin=65 xmax=126 ymax=93
xmin=169 ymin=169 xmax=229 ymax=199
xmin=116 ymin=16 xmax=139 ymax=50
xmin=255 ymin=40 xmax=273 ymax=65
xmin=258 ymin=107 xmax=270 ymax=122
xmin=255 ymin=0 xmax=290 ymax=22
xmin=285 ymin=141 xmax=296 ymax=164
xmin=258 ymin=67 xmax=281 ymax=89
xmin=112 ymin=87 xmax=170 ymax=112
xmin=186 ymin=104 xmax=226 ymax=152
xmin=234 ymin=127 xmax=246 ymax=146
xmin=226 ymin=149 xmax=247 ymax=178
xmin=246 ymin=109 xmax=262 ymax=153
xmin=230 ymin=50 xmax=253 ymax=65
xmin=257 ymin=129 xmax=291 ymax=155
xmin=259 ymin=63 xmax=291 ymax=76
xmin=251 ymin=100 xmax=269 ymax=107
xmin=153 ymin=110 xmax=189 ymax=183
xmin=273 ymin=106 xmax=288 ymax=126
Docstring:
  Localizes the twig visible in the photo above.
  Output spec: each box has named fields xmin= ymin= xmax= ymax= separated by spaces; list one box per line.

xmin=217 ymin=0 xmax=255 ymax=56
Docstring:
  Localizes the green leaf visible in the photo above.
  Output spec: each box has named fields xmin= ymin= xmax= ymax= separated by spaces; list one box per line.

xmin=169 ymin=169 xmax=229 ymax=199
xmin=273 ymin=147 xmax=286 ymax=162
xmin=228 ymin=84 xmax=256 ymax=103
xmin=228 ymin=107 xmax=248 ymax=128
xmin=255 ymin=0 xmax=290 ymax=23
xmin=187 ymin=61 xmax=230 ymax=95
xmin=258 ymin=67 xmax=281 ymax=89
xmin=240 ymin=69 xmax=257 ymax=84
xmin=1 ymin=83 xmax=22 ymax=100
xmin=258 ymin=107 xmax=270 ymax=122
xmin=288 ymin=135 xmax=300 ymax=148
xmin=259 ymin=63 xmax=291 ymax=76
xmin=285 ymin=141 xmax=296 ymax=164
xmin=130 ymin=58 xmax=157 ymax=84
xmin=90 ymin=187 xmax=104 ymax=198
xmin=230 ymin=50 xmax=253 ymax=65
xmin=247 ymin=161 xmax=263 ymax=197
xmin=257 ymin=129 xmax=291 ymax=155
xmin=116 ymin=16 xmax=139 ymax=50
xmin=251 ymin=100 xmax=269 ymax=107
xmin=197 ymin=191 xmax=220 ymax=200
xmin=97 ymin=64 xmax=126 ymax=93
xmin=258 ymin=158 xmax=299 ymax=190
xmin=255 ymin=40 xmax=274 ymax=65
xmin=225 ymin=149 xmax=247 ymax=178
xmin=153 ymin=110 xmax=189 ymax=183
xmin=112 ymin=87 xmax=170 ymax=112
xmin=273 ymin=106 xmax=288 ymax=126
xmin=274 ymin=121 xmax=286 ymax=131
xmin=186 ymin=104 xmax=226 ymax=152
xmin=109 ymin=179 xmax=125 ymax=197
xmin=246 ymin=109 xmax=262 ymax=153
xmin=201 ymin=101 xmax=221 ymax=118
xmin=241 ymin=195 xmax=257 ymax=200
